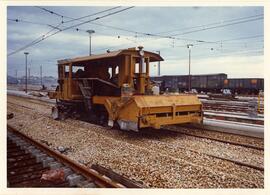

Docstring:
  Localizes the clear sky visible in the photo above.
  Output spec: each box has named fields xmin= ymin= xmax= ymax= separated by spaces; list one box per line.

xmin=7 ymin=6 xmax=264 ymax=78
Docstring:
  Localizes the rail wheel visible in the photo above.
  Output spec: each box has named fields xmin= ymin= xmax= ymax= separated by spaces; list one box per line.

xmin=51 ymin=106 xmax=60 ymax=120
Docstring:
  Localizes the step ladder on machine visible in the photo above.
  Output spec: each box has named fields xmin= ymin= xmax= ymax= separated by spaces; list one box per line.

xmin=78 ymin=79 xmax=93 ymax=112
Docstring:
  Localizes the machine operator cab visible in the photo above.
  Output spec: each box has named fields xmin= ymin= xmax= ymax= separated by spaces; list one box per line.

xmin=49 ymin=46 xmax=203 ymax=131
xmin=51 ymin=46 xmax=162 ymax=101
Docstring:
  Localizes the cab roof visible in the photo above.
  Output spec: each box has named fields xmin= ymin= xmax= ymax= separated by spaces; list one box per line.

xmin=57 ymin=47 xmax=164 ymax=66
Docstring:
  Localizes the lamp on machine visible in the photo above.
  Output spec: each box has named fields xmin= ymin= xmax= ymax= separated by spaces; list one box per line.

xmin=138 ymin=46 xmax=146 ymax=73
xmin=138 ymin=46 xmax=144 ymax=56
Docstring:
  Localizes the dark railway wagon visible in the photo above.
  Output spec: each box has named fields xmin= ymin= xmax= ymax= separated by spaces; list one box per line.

xmin=224 ymin=78 xmax=264 ymax=94
xmin=151 ymin=73 xmax=228 ymax=93
xmin=192 ymin=73 xmax=227 ymax=92
xmin=150 ymin=74 xmax=263 ymax=95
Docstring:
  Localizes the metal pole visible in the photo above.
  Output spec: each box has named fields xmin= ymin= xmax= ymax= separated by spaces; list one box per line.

xmin=26 ymin=56 xmax=27 ymax=93
xmin=40 ymin=65 xmax=43 ymax=86
xmin=15 ymin=69 xmax=17 ymax=84
xmin=28 ymin=68 xmax=30 ymax=82
xmin=187 ymin=44 xmax=193 ymax=92
xmin=89 ymin=34 xmax=91 ymax=56
xmin=24 ymin=52 xmax=29 ymax=93
xmin=156 ymin=51 xmax=161 ymax=76
xmin=188 ymin=48 xmax=191 ymax=91
xmin=86 ymin=30 xmax=95 ymax=56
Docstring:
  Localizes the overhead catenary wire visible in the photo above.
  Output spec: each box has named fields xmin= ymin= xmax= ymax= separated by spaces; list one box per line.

xmin=90 ymin=16 xmax=264 ymax=48
xmin=173 ymin=34 xmax=263 ymax=49
xmin=27 ymin=6 xmax=244 ymax=44
xmin=26 ymin=8 xmax=214 ymax=44
xmin=35 ymin=6 xmax=73 ymax=20
xmin=8 ymin=18 xmax=55 ymax=27
xmin=8 ymin=17 xmax=211 ymax=44
xmin=8 ymin=7 xmax=263 ymax=61
xmin=10 ymin=17 xmax=260 ymax=45
xmin=217 ymin=34 xmax=263 ymax=43
xmin=166 ymin=48 xmax=263 ymax=61
xmin=11 ymin=32 xmax=263 ymax=65
xmin=171 ymin=17 xmax=263 ymax=36
xmin=87 ymin=14 xmax=263 ymax=45
xmin=7 ymin=6 xmax=135 ymax=57
xmin=35 ymin=6 xmax=122 ymax=23
xmin=8 ymin=22 xmax=63 ymax=57
xmin=156 ymin=14 xmax=263 ymax=35
xmin=8 ymin=9 xmax=263 ymax=52
xmin=63 ymin=6 xmax=122 ymax=23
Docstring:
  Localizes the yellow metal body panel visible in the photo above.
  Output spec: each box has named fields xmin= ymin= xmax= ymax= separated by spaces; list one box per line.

xmin=99 ymin=94 xmax=203 ymax=129
xmin=93 ymin=96 xmax=120 ymax=104
xmin=134 ymin=95 xmax=201 ymax=108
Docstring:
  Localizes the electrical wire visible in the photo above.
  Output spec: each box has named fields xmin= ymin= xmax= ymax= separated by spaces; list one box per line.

xmin=9 ymin=9 xmax=263 ymax=48
xmin=171 ymin=17 xmax=263 ymax=36
xmin=156 ymin=14 xmax=263 ymax=35
xmin=8 ymin=7 xmax=263 ymax=60
xmin=8 ymin=18 xmax=52 ymax=27
xmin=87 ymin=14 xmax=263 ymax=45
xmin=63 ymin=6 xmax=122 ymax=23
xmin=35 ymin=6 xmax=73 ymax=20
xmin=218 ymin=34 xmax=263 ymax=43
xmin=8 ymin=6 xmax=135 ymax=57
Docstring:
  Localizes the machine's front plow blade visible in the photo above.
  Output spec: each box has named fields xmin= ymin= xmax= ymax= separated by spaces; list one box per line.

xmin=113 ymin=94 xmax=203 ymax=131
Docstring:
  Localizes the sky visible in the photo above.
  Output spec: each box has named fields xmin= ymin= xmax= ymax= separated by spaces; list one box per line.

xmin=7 ymin=6 xmax=264 ymax=78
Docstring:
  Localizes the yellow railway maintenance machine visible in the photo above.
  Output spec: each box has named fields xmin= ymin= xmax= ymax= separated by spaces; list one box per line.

xmin=49 ymin=46 xmax=203 ymax=131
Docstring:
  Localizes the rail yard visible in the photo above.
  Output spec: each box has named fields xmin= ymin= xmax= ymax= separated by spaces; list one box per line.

xmin=6 ymin=47 xmax=264 ymax=188
xmin=5 ymin=5 xmax=265 ymax=191
xmin=7 ymin=88 xmax=264 ymax=188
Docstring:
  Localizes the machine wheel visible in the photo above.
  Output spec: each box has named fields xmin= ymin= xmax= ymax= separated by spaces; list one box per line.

xmin=51 ymin=106 xmax=59 ymax=120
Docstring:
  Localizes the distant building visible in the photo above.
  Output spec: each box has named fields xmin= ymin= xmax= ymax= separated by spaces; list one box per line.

xmin=7 ymin=75 xmax=57 ymax=86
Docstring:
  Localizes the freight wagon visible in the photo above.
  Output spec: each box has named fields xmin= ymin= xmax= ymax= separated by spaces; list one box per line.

xmin=223 ymin=78 xmax=264 ymax=95
xmin=150 ymin=74 xmax=264 ymax=95
xmin=151 ymin=73 xmax=227 ymax=93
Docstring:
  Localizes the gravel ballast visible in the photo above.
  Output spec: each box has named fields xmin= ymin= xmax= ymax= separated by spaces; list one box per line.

xmin=7 ymin=95 xmax=264 ymax=188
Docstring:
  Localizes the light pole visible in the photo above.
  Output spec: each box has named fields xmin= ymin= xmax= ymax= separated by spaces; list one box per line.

xmin=24 ymin=52 xmax=29 ymax=93
xmin=86 ymin=30 xmax=95 ymax=56
xmin=28 ymin=68 xmax=30 ymax=82
xmin=187 ymin=44 xmax=193 ymax=92
xmin=15 ymin=69 xmax=17 ymax=84
xmin=40 ymin=65 xmax=43 ymax=86
xmin=156 ymin=50 xmax=161 ymax=76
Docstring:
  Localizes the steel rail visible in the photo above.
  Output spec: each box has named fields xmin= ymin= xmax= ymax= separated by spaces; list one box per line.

xmin=7 ymin=95 xmax=264 ymax=171
xmin=7 ymin=97 xmax=263 ymax=150
xmin=7 ymin=125 xmax=132 ymax=188
xmin=154 ymin=128 xmax=264 ymax=171
xmin=172 ymin=129 xmax=263 ymax=150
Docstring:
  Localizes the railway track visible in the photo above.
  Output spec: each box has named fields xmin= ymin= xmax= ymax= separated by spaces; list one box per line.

xmin=165 ymin=126 xmax=263 ymax=150
xmin=203 ymin=104 xmax=249 ymax=113
xmin=142 ymin=128 xmax=264 ymax=172
xmin=7 ymin=97 xmax=263 ymax=170
xmin=204 ymin=112 xmax=264 ymax=125
xmin=202 ymin=101 xmax=264 ymax=114
xmin=7 ymin=125 xmax=144 ymax=188
xmin=7 ymin=99 xmax=264 ymax=187
xmin=8 ymin=99 xmax=263 ymax=152
xmin=8 ymin=98 xmax=263 ymax=146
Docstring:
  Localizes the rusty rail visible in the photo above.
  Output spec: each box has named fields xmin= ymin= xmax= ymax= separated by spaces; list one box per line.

xmin=91 ymin=164 xmax=144 ymax=188
xmin=7 ymin=125 xmax=143 ymax=188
